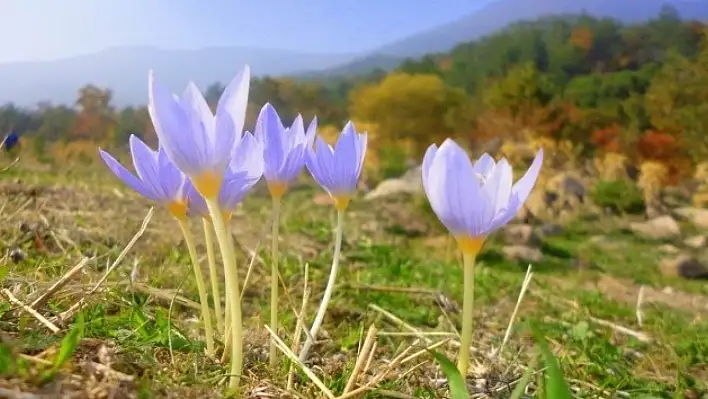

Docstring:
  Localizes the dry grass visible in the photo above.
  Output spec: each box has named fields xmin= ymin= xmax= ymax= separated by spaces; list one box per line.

xmin=0 ymin=164 xmax=707 ymax=398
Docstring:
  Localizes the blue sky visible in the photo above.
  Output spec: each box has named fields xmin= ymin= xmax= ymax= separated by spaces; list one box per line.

xmin=0 ymin=0 xmax=493 ymax=63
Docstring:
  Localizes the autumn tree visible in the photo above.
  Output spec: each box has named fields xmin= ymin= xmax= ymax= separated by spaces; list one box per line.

xmin=349 ymin=72 xmax=469 ymax=156
xmin=72 ymin=84 xmax=116 ymax=144
xmin=645 ymin=34 xmax=708 ymax=161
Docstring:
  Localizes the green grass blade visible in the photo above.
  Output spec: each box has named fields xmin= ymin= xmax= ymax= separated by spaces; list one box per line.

xmin=509 ymin=359 xmax=536 ymax=399
xmin=529 ymin=321 xmax=572 ymax=399
xmin=40 ymin=313 xmax=85 ymax=383
xmin=431 ymin=350 xmax=470 ymax=399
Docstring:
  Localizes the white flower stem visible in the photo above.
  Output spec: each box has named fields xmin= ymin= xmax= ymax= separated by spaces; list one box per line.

xmin=269 ymin=197 xmax=282 ymax=369
xmin=203 ymin=218 xmax=224 ymax=336
xmin=458 ymin=252 xmax=476 ymax=375
xmin=204 ymin=198 xmax=243 ymax=391
xmin=298 ymin=208 xmax=345 ymax=362
xmin=221 ymin=225 xmax=234 ymax=364
xmin=176 ymin=218 xmax=215 ymax=357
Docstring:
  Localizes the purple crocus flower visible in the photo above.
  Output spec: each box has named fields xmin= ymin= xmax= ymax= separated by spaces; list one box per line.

xmin=147 ymin=67 xmax=250 ymax=199
xmin=254 ymin=103 xmax=317 ymax=199
xmin=305 ymin=121 xmax=367 ymax=211
xmin=422 ymin=139 xmax=543 ymax=255
xmin=99 ymin=135 xmax=188 ymax=218
xmin=186 ymin=132 xmax=264 ymax=221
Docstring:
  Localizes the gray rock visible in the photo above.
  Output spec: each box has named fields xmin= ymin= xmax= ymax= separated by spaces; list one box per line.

xmin=630 ymin=215 xmax=681 ymax=240
xmin=502 ymin=245 xmax=543 ymax=263
xmin=659 ymin=255 xmax=708 ymax=279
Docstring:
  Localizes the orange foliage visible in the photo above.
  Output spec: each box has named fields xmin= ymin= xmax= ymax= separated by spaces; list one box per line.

xmin=591 ymin=125 xmax=621 ymax=152
xmin=636 ymin=130 xmax=688 ymax=185
xmin=569 ymin=26 xmax=593 ymax=50
xmin=636 ymin=131 xmax=680 ymax=160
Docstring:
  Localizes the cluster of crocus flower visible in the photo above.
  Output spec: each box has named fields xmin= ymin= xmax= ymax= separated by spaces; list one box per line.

xmin=98 ymin=65 xmax=370 ymax=391
xmin=100 ymin=64 xmax=543 ymax=391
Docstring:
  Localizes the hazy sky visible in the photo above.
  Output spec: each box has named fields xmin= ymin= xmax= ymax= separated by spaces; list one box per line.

xmin=0 ymin=0 xmax=494 ymax=63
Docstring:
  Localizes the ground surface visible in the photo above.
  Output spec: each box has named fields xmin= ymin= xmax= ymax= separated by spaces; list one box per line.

xmin=0 ymin=164 xmax=707 ymax=398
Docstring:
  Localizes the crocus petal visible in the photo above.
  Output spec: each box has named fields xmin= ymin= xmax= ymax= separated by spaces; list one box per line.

xmin=129 ymin=135 xmax=164 ymax=198
xmin=425 ymin=142 xmax=469 ymax=235
xmin=99 ymin=148 xmax=160 ymax=201
xmin=473 ymin=153 xmax=496 ymax=177
xmin=421 ymin=143 xmax=439 ymax=199
xmin=305 ymin=116 xmax=318 ymax=147
xmin=180 ymin=82 xmax=214 ymax=170
xmin=256 ymin=103 xmax=287 ymax=181
xmin=229 ymin=132 xmax=264 ymax=181
xmin=511 ymin=149 xmax=544 ymax=204
xmin=147 ymin=71 xmax=198 ymax=175
xmin=483 ymin=158 xmax=513 ymax=218
xmin=157 ymin=146 xmax=187 ymax=202
xmin=214 ymin=66 xmax=250 ymax=170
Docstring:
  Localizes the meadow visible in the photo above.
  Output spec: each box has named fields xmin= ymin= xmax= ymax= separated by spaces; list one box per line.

xmin=0 ymin=142 xmax=706 ymax=398
xmin=1 ymin=10 xmax=708 ymax=399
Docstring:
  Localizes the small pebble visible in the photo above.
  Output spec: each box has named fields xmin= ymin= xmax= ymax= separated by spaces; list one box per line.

xmin=10 ymin=248 xmax=24 ymax=263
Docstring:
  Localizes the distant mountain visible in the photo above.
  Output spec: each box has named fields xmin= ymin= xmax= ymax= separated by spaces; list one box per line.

xmin=307 ymin=0 xmax=708 ymax=77
xmin=294 ymin=54 xmax=404 ymax=79
xmin=3 ymin=0 xmax=708 ymax=106
xmin=0 ymin=46 xmax=355 ymax=107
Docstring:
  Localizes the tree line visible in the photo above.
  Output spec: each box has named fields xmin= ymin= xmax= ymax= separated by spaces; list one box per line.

xmin=2 ymin=6 xmax=708 ymax=181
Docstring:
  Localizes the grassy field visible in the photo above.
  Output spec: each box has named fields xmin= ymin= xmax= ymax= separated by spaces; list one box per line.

xmin=0 ymin=164 xmax=707 ymax=398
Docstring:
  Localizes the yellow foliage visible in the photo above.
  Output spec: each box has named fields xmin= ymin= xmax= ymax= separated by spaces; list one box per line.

xmin=692 ymin=162 xmax=708 ymax=207
xmin=527 ymin=136 xmax=581 ymax=169
xmin=593 ymin=152 xmax=628 ymax=181
xmin=695 ymin=162 xmax=708 ymax=183
xmin=50 ymin=140 xmax=101 ymax=165
xmin=638 ymin=160 xmax=668 ymax=201
xmin=349 ymin=72 xmax=468 ymax=157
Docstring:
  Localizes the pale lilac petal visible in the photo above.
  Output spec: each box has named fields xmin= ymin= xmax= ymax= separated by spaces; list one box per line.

xmin=333 ymin=123 xmax=359 ymax=193
xmin=229 ymin=132 xmax=264 ymax=181
xmin=256 ymin=103 xmax=287 ymax=181
xmin=483 ymin=159 xmax=513 ymax=218
xmin=220 ymin=171 xmax=260 ymax=211
xmin=215 ymin=66 xmax=250 ymax=146
xmin=99 ymin=148 xmax=159 ymax=201
xmin=436 ymin=139 xmax=490 ymax=236
xmin=473 ymin=153 xmax=496 ymax=177
xmin=305 ymin=116 xmax=318 ymax=147
xmin=306 ymin=137 xmax=337 ymax=194
xmin=215 ymin=67 xmax=250 ymax=170
xmin=511 ymin=149 xmax=544 ymax=204
xmin=180 ymin=82 xmax=214 ymax=169
xmin=280 ymin=145 xmax=307 ymax=182
xmin=147 ymin=71 xmax=199 ymax=175
xmin=157 ymin=146 xmax=187 ymax=202
xmin=426 ymin=149 xmax=467 ymax=235
xmin=354 ymin=132 xmax=368 ymax=184
xmin=421 ymin=143 xmax=438 ymax=199
xmin=129 ymin=135 xmax=164 ymax=198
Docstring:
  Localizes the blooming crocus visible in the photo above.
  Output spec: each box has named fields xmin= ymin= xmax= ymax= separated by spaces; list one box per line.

xmin=148 ymin=67 xmax=249 ymax=199
xmin=147 ymin=68 xmax=251 ymax=390
xmin=422 ymin=138 xmax=543 ymax=375
xmin=253 ymin=102 xmax=316 ymax=368
xmin=99 ymin=135 xmax=216 ymax=357
xmin=298 ymin=121 xmax=367 ymax=362
xmin=255 ymin=103 xmax=317 ymax=199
